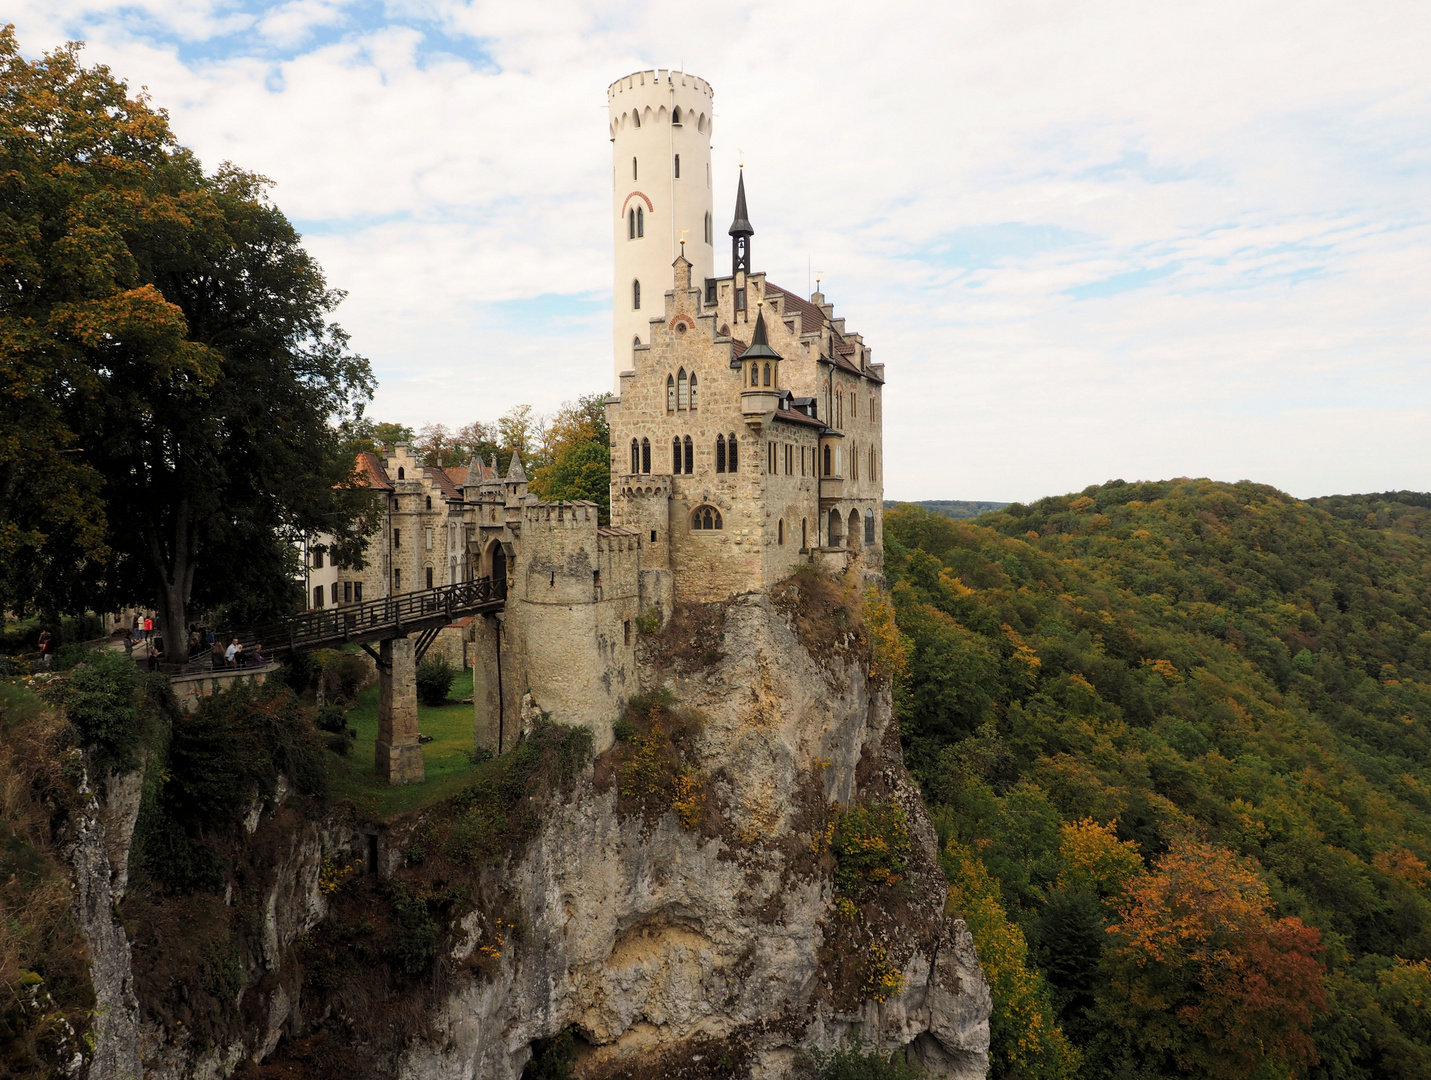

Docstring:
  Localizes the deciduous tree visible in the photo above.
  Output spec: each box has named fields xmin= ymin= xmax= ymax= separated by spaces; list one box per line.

xmin=0 ymin=30 xmax=375 ymax=646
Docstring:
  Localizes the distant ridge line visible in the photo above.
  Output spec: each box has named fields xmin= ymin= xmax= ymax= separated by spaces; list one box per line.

xmin=886 ymin=499 xmax=1010 ymax=521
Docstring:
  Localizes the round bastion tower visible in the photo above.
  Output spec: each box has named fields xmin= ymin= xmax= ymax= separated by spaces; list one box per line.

xmin=608 ymin=70 xmax=715 ymax=389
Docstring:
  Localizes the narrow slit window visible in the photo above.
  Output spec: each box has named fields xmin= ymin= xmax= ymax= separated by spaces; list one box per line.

xmin=672 ymin=436 xmax=682 ymax=474
xmin=637 ymin=206 xmax=644 ymax=237
xmin=628 ymin=208 xmax=635 ymax=239
xmin=641 ymin=437 xmax=651 ymax=474
xmin=631 ymin=438 xmax=640 ymax=474
xmin=674 ymin=153 xmax=680 ymax=178
xmin=716 ymin=434 xmax=726 ymax=473
xmin=633 ymin=279 xmax=641 ymax=309
xmin=683 ymin=435 xmax=693 ymax=474
xmin=728 ymin=433 xmax=738 ymax=472
xmin=633 ymin=156 xmax=638 ymax=180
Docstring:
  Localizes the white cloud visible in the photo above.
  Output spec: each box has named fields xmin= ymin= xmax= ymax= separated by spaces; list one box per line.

xmin=8 ymin=0 xmax=1430 ymax=500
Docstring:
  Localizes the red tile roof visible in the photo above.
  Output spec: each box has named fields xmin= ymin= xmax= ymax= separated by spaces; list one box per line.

xmin=425 ymin=467 xmax=462 ymax=499
xmin=764 ymin=282 xmax=824 ymax=333
xmin=774 ymin=407 xmax=827 ymax=429
xmin=355 ymin=451 xmax=393 ymax=490
xmin=446 ymin=466 xmax=469 ymax=486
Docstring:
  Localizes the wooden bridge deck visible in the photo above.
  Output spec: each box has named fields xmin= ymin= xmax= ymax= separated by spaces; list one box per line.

xmin=251 ymin=578 xmax=506 ymax=657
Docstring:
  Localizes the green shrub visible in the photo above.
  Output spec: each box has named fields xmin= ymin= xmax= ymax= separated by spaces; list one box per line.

xmin=442 ymin=721 xmax=591 ymax=868
xmin=805 ymin=1037 xmax=927 ymax=1078
xmin=415 ymin=654 xmax=456 ymax=706
xmin=829 ymin=799 xmax=911 ymax=896
xmin=522 ymin=1027 xmax=579 ymax=1079
xmin=136 ymin=682 xmax=328 ymax=893
xmin=55 ymin=649 xmax=142 ymax=774
xmin=51 ymin=642 xmax=99 ymax=672
xmin=315 ymin=702 xmax=349 ymax=733
xmin=318 ymin=651 xmax=369 ymax=704
xmin=385 ymin=880 xmax=438 ymax=975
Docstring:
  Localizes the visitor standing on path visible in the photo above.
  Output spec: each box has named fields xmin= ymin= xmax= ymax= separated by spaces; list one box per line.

xmin=225 ymin=637 xmax=239 ymax=666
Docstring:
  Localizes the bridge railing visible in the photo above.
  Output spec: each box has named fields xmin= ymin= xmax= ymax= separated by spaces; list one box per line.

xmin=249 ymin=577 xmax=507 ymax=656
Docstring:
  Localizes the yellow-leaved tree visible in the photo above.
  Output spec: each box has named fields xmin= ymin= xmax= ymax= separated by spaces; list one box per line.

xmin=944 ymin=839 xmax=1081 ymax=1080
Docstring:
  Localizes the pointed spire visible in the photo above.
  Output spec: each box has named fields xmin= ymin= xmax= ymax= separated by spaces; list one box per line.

xmin=505 ymin=450 xmax=527 ymax=483
xmin=728 ymin=167 xmax=753 ymax=237
xmin=740 ymin=306 xmax=781 ymax=362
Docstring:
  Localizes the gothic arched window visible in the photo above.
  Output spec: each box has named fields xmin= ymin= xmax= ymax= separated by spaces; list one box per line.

xmin=672 ymin=107 xmax=682 ymax=125
xmin=628 ymin=208 xmax=636 ymax=239
xmin=633 ymin=279 xmax=641 ymax=309
xmin=667 ymin=374 xmax=676 ymax=411
xmin=691 ymin=505 xmax=723 ymax=530
xmin=632 ymin=156 xmax=638 ymax=180
xmin=683 ymin=435 xmax=693 ymax=474
xmin=641 ymin=437 xmax=651 ymax=474
xmin=728 ymin=433 xmax=738 ymax=473
xmin=397 ymin=467 xmax=405 ymax=480
xmin=763 ymin=363 xmax=771 ymax=387
xmin=823 ymin=444 xmax=831 ymax=476
xmin=689 ymin=372 xmax=698 ymax=409
xmin=425 ymin=495 xmax=432 ymax=510
xmin=677 ymin=368 xmax=689 ymax=409
xmin=636 ymin=206 xmax=644 ymax=237
xmin=704 ymin=212 xmax=712 ymax=244
xmin=630 ymin=438 xmax=639 ymax=474
xmin=865 ymin=508 xmax=876 ymax=545
xmin=672 ymin=436 xmax=682 ymax=474
xmin=716 ymin=434 xmax=726 ymax=473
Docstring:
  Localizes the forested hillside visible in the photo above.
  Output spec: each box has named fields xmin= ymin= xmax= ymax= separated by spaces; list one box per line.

xmin=886 ymin=480 xmax=1431 ymax=1080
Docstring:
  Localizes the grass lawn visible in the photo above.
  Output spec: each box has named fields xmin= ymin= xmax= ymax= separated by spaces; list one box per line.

xmin=323 ymin=665 xmax=481 ymax=820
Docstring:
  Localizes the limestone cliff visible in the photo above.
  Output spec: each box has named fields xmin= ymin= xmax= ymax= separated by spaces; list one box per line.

xmin=76 ymin=584 xmax=990 ymax=1079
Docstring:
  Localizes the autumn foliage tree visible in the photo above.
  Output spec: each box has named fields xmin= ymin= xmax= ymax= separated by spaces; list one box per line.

xmin=1095 ymin=838 xmax=1326 ymax=1079
xmin=0 ymin=30 xmax=375 ymax=642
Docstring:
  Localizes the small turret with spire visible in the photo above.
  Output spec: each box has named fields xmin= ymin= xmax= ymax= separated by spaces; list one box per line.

xmin=729 ymin=168 xmax=754 ymax=321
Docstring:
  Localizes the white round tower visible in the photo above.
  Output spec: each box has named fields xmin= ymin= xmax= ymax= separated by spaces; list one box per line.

xmin=608 ymin=69 xmax=715 ymax=388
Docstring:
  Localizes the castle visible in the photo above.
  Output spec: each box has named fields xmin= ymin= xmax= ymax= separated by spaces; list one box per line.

xmin=309 ymin=70 xmax=886 ymax=778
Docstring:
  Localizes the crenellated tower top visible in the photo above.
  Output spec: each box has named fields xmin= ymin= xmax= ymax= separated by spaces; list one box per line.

xmin=608 ymin=69 xmax=716 ymax=390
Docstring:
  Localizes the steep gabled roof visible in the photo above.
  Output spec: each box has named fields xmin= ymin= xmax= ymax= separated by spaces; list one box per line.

xmin=763 ymin=282 xmax=824 ymax=334
xmin=355 ymin=451 xmax=393 ymax=490
xmin=425 ymin=466 xmax=462 ymax=499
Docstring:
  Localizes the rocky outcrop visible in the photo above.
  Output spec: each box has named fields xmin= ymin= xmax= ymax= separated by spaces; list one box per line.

xmin=68 ymin=769 xmax=144 ymax=1080
xmin=78 ymin=588 xmax=989 ymax=1078
xmin=398 ymin=591 xmax=989 ymax=1078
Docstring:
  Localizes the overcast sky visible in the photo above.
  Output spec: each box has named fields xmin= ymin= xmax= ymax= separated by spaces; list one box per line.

xmin=11 ymin=1 xmax=1431 ymax=502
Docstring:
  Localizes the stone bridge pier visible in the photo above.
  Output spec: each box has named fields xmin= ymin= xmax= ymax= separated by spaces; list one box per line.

xmin=375 ymin=636 xmax=425 ymax=784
